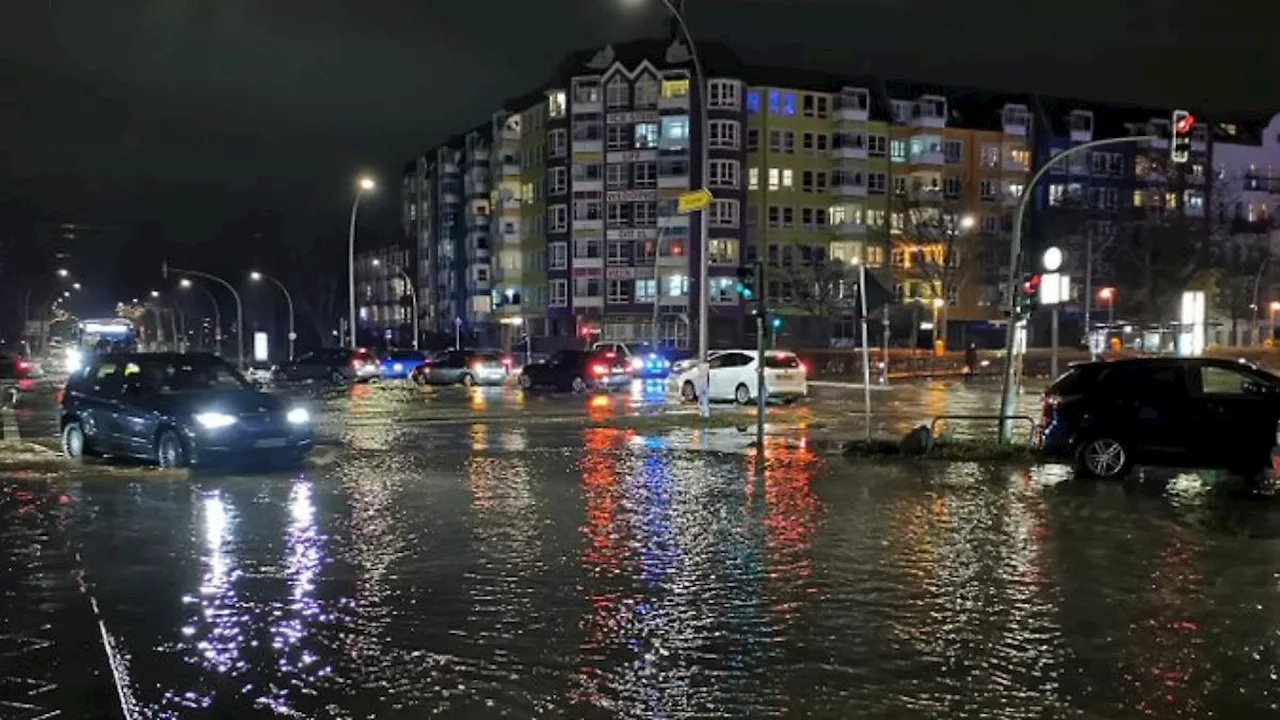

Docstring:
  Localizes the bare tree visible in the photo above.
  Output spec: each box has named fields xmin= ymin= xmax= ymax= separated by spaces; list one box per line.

xmin=889 ymin=187 xmax=971 ymax=347
xmin=774 ymin=253 xmax=859 ymax=345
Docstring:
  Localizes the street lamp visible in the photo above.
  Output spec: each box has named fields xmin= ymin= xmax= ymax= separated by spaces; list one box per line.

xmin=179 ymin=278 xmax=223 ymax=354
xmin=162 ymin=263 xmax=245 ymax=367
xmin=349 ymin=176 xmax=376 ymax=348
xmin=958 ymin=214 xmax=976 ymax=231
xmin=371 ymin=259 xmax=419 ymax=349
xmin=56 ymin=268 xmax=69 ymax=278
xmin=72 ymin=282 xmax=81 ymax=290
xmin=249 ymin=270 xmax=297 ymax=361
xmin=150 ymin=290 xmax=160 ymax=298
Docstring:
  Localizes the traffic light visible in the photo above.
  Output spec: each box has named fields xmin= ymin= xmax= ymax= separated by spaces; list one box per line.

xmin=1020 ymin=273 xmax=1042 ymax=312
xmin=735 ymin=265 xmax=757 ymax=301
xmin=1171 ymin=109 xmax=1195 ymax=164
xmin=770 ymin=314 xmax=782 ymax=331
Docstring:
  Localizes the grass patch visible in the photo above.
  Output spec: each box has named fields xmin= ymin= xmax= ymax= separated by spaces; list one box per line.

xmin=842 ymin=436 xmax=1039 ymax=462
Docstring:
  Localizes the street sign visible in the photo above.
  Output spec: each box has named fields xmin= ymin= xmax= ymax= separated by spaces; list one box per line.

xmin=1037 ymin=272 xmax=1071 ymax=305
xmin=676 ymin=188 xmax=713 ymax=215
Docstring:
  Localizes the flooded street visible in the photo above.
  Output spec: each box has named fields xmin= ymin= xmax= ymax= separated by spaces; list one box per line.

xmin=4 ymin=384 xmax=1280 ymax=718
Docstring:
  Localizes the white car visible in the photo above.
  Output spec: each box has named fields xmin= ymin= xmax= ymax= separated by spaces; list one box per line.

xmin=669 ymin=349 xmax=808 ymax=404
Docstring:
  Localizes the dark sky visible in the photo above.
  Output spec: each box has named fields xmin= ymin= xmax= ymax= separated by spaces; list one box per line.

xmin=3 ymin=0 xmax=1278 ymax=249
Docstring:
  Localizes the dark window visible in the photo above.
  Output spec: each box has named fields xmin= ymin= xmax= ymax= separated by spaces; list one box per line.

xmin=1097 ymin=364 xmax=1185 ymax=397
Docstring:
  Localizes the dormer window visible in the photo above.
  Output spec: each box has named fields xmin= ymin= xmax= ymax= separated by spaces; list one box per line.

xmin=1002 ymin=104 xmax=1030 ymax=127
xmin=1068 ymin=111 xmax=1093 ymax=134
xmin=605 ymin=76 xmax=630 ymax=108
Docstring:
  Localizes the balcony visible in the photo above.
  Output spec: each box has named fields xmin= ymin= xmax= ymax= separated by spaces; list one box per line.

xmin=501 ymin=126 xmax=520 ymax=142
xmin=834 ymin=221 xmax=866 ymax=235
xmin=471 ymin=148 xmax=490 ymax=163
xmin=832 ymin=146 xmax=868 ymax=160
xmin=501 ymin=161 xmax=520 ymax=177
xmin=909 ymin=151 xmax=945 ymax=166
xmin=572 ymin=138 xmax=603 ymax=154
xmin=658 ymin=174 xmax=690 ymax=189
xmin=835 ymin=105 xmax=869 ymax=123
xmin=832 ymin=181 xmax=867 ymax=197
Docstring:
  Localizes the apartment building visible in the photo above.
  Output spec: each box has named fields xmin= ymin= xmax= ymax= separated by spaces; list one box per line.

xmin=354 ymin=244 xmax=414 ymax=346
xmin=403 ymin=36 xmax=1224 ymax=349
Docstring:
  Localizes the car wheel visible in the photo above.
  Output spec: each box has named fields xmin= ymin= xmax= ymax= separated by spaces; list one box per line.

xmin=681 ymin=381 xmax=697 ymax=402
xmin=519 ymin=373 xmax=533 ymax=390
xmin=571 ymin=376 xmax=587 ymax=393
xmin=461 ymin=373 xmax=475 ymax=388
xmin=155 ymin=429 xmax=189 ymax=469
xmin=734 ymin=383 xmax=752 ymax=405
xmin=1076 ymin=436 xmax=1130 ymax=479
xmin=62 ymin=421 xmax=88 ymax=460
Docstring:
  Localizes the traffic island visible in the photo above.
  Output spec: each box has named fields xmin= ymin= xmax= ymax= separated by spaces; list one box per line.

xmin=840 ymin=426 xmax=1038 ymax=462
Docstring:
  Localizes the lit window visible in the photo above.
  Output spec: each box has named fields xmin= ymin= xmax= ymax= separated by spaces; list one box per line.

xmin=781 ymin=92 xmax=796 ymax=116
xmin=661 ymin=116 xmax=689 ymax=149
xmin=1132 ymin=190 xmax=1145 ymax=207
xmin=768 ymin=90 xmax=781 ymax=115
xmin=663 ymin=274 xmax=689 ymax=297
xmin=781 ymin=169 xmax=794 ymax=188
xmin=634 ymin=122 xmax=659 ymax=149
xmin=748 ymin=167 xmax=759 ymax=190
xmin=572 ymin=78 xmax=600 ymax=104
xmin=746 ymin=90 xmax=761 ymax=114
xmin=548 ymin=90 xmax=566 ymax=118
xmin=768 ymin=168 xmax=780 ymax=191
xmin=634 ymin=278 xmax=657 ymax=302
xmin=660 ymin=79 xmax=689 ymax=99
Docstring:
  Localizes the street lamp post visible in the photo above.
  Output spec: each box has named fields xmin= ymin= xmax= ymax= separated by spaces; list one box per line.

xmin=649 ymin=0 xmax=712 ymax=417
xmin=249 ymin=271 xmax=296 ymax=361
xmin=180 ymin=278 xmax=223 ymax=354
xmin=1098 ymin=287 xmax=1116 ymax=328
xmin=998 ymin=135 xmax=1158 ymax=442
xmin=371 ymin=259 xmax=419 ymax=350
xmin=164 ymin=264 xmax=245 ymax=367
xmin=349 ymin=177 xmax=376 ymax=348
xmin=22 ymin=268 xmax=71 ymax=355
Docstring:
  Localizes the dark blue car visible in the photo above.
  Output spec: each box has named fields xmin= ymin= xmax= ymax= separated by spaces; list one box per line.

xmin=379 ymin=349 xmax=430 ymax=379
xmin=59 ymin=352 xmax=313 ymax=468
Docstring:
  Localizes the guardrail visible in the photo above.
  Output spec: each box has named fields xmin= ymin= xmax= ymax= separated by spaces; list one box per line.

xmin=930 ymin=414 xmax=1038 ymax=446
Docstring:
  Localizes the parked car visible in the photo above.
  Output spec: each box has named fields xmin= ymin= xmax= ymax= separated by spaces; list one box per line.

xmin=412 ymin=350 xmax=508 ymax=387
xmin=518 ymin=349 xmax=631 ymax=393
xmin=58 ymin=352 xmax=313 ymax=468
xmin=1039 ymin=357 xmax=1280 ymax=479
xmin=274 ymin=347 xmax=379 ymax=383
xmin=670 ymin=349 xmax=808 ymax=404
xmin=591 ymin=341 xmax=673 ymax=379
xmin=379 ymin=349 xmax=431 ymax=380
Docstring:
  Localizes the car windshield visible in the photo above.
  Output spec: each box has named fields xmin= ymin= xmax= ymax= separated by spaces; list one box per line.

xmin=764 ymin=352 xmax=801 ymax=369
xmin=387 ymin=351 xmax=425 ymax=361
xmin=630 ymin=343 xmax=659 ymax=356
xmin=131 ymin=359 xmax=250 ymax=393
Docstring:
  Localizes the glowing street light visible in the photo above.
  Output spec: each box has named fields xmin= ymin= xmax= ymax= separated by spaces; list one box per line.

xmin=348 ymin=175 xmax=377 ymax=347
xmin=56 ymin=268 xmax=69 ymax=278
xmin=959 ymin=214 xmax=976 ymax=231
xmin=150 ymin=290 xmax=160 ymax=298
xmin=179 ymin=278 xmax=192 ymax=288
xmin=72 ymin=282 xmax=81 ymax=290
xmin=249 ymin=270 xmax=297 ymax=360
xmin=1098 ymin=287 xmax=1117 ymax=325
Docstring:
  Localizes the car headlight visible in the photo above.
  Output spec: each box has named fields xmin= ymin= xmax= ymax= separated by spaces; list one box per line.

xmin=630 ymin=358 xmax=643 ymax=370
xmin=286 ymin=407 xmax=310 ymax=424
xmin=65 ymin=348 xmax=82 ymax=372
xmin=195 ymin=412 xmax=237 ymax=429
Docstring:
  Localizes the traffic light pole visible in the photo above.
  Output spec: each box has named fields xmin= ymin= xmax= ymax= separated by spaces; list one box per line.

xmin=997 ymin=135 xmax=1158 ymax=442
xmin=753 ymin=261 xmax=767 ymax=450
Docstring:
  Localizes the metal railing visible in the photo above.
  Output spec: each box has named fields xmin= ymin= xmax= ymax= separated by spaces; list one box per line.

xmin=931 ymin=414 xmax=1038 ymax=445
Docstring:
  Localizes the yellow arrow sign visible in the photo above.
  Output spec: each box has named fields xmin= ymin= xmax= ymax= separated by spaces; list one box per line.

xmin=676 ymin=188 xmax=713 ymax=214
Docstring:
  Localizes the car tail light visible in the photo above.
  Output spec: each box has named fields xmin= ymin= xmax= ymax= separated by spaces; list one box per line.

xmin=591 ymin=364 xmax=608 ymax=375
xmin=56 ymin=389 xmax=65 ymax=406
xmin=798 ymin=362 xmax=808 ymax=376
xmin=351 ymin=359 xmax=362 ymax=369
xmin=1041 ymin=395 xmax=1059 ymax=426
xmin=16 ymin=361 xmax=30 ymax=371
xmin=471 ymin=362 xmax=483 ymax=372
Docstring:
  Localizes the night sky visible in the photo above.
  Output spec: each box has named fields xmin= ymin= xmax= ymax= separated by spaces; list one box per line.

xmin=3 ymin=0 xmax=1278 ymax=264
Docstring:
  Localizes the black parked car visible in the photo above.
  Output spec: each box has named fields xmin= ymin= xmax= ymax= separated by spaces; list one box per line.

xmin=274 ymin=347 xmax=379 ymax=384
xmin=518 ymin=349 xmax=631 ymax=393
xmin=412 ymin=350 xmax=508 ymax=387
xmin=1039 ymin=357 xmax=1280 ymax=479
xmin=59 ymin=352 xmax=314 ymax=468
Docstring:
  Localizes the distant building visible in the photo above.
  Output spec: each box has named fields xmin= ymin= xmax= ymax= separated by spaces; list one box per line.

xmin=354 ymin=245 xmax=415 ymax=347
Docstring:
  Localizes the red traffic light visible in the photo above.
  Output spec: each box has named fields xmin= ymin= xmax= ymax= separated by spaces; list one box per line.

xmin=1022 ymin=274 xmax=1042 ymax=296
xmin=1173 ymin=111 xmax=1195 ymax=136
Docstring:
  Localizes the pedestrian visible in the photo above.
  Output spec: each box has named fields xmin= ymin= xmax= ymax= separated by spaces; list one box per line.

xmin=963 ymin=343 xmax=978 ymax=384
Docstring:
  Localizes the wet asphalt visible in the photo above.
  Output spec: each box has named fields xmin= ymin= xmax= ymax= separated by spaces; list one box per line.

xmin=5 ymin=378 xmax=1280 ymax=718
